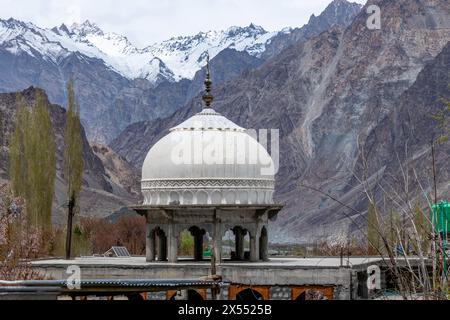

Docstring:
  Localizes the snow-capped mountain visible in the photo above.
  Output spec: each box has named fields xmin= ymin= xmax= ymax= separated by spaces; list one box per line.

xmin=0 ymin=0 xmax=363 ymax=143
xmin=0 ymin=18 xmax=276 ymax=83
xmin=143 ymin=24 xmax=276 ymax=80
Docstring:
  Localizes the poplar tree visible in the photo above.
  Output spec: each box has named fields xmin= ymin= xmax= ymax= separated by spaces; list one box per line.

xmin=9 ymin=94 xmax=29 ymax=198
xmin=30 ymin=92 xmax=56 ymax=229
xmin=367 ymin=202 xmax=380 ymax=255
xmin=64 ymin=80 xmax=84 ymax=259
xmin=9 ymin=91 xmax=56 ymax=230
xmin=387 ymin=210 xmax=400 ymax=251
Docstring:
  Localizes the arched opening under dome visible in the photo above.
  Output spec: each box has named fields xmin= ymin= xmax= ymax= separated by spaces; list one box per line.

xmin=222 ymin=226 xmax=251 ymax=261
xmin=223 ymin=226 xmax=269 ymax=262
xmin=235 ymin=226 xmax=250 ymax=261
xmin=146 ymin=226 xmax=168 ymax=261
xmin=138 ymin=207 xmax=282 ymax=263
xmin=178 ymin=226 xmax=211 ymax=261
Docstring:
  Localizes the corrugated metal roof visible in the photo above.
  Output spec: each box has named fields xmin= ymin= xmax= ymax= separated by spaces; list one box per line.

xmin=0 ymin=279 xmax=225 ymax=295
xmin=0 ymin=279 xmax=223 ymax=288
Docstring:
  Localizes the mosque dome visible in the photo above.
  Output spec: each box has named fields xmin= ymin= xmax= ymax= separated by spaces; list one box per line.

xmin=141 ymin=58 xmax=276 ymax=206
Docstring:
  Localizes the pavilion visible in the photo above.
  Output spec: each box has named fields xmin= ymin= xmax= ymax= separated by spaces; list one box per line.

xmin=132 ymin=57 xmax=282 ymax=263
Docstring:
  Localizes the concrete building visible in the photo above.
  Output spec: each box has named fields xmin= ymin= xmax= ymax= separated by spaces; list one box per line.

xmin=29 ymin=257 xmax=375 ymax=300
xmin=27 ymin=58 xmax=404 ymax=301
xmin=30 ymin=256 xmax=421 ymax=300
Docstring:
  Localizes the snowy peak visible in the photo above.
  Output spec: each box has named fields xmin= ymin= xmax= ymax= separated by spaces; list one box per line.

xmin=1 ymin=17 xmax=38 ymax=31
xmin=144 ymin=23 xmax=275 ymax=80
xmin=51 ymin=20 xmax=138 ymax=56
xmin=140 ymin=57 xmax=176 ymax=84
xmin=56 ymin=23 xmax=71 ymax=35
xmin=226 ymin=23 xmax=267 ymax=37
xmin=0 ymin=17 xmax=277 ymax=83
xmin=150 ymin=23 xmax=270 ymax=53
xmin=69 ymin=20 xmax=103 ymax=36
xmin=0 ymin=1 xmax=361 ymax=84
xmin=0 ymin=18 xmax=43 ymax=40
xmin=0 ymin=18 xmax=69 ymax=62
xmin=0 ymin=0 xmax=364 ymax=83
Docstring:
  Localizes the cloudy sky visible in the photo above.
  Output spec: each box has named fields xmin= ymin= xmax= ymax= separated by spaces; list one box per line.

xmin=0 ymin=0 xmax=367 ymax=47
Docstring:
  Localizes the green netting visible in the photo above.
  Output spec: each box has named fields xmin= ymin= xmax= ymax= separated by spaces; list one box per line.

xmin=430 ymin=201 xmax=450 ymax=234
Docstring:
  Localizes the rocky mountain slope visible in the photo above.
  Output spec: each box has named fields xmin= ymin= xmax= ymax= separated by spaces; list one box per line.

xmin=0 ymin=1 xmax=361 ymax=143
xmin=262 ymin=0 xmax=362 ymax=59
xmin=0 ymin=87 xmax=138 ymax=225
xmin=281 ymin=41 xmax=450 ymax=244
xmin=90 ymin=143 xmax=141 ymax=197
xmin=359 ymin=42 xmax=450 ymax=219
xmin=111 ymin=0 xmax=450 ymax=243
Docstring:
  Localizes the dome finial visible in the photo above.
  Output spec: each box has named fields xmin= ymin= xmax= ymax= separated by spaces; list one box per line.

xmin=202 ymin=53 xmax=214 ymax=108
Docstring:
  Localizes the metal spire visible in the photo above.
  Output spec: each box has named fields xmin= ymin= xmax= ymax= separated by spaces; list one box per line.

xmin=202 ymin=53 xmax=214 ymax=108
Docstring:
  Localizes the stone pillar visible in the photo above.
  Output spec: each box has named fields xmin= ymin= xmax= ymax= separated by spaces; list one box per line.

xmin=157 ymin=230 xmax=167 ymax=261
xmin=146 ymin=225 xmax=155 ymax=262
xmin=259 ymin=227 xmax=268 ymax=261
xmin=250 ymin=235 xmax=259 ymax=262
xmin=168 ymin=223 xmax=178 ymax=263
xmin=235 ymin=227 xmax=245 ymax=261
xmin=213 ymin=215 xmax=222 ymax=266
xmin=192 ymin=230 xmax=204 ymax=261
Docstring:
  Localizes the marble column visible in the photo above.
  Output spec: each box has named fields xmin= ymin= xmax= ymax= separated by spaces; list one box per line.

xmin=235 ymin=227 xmax=245 ymax=261
xmin=157 ymin=230 xmax=168 ymax=261
xmin=168 ymin=223 xmax=178 ymax=263
xmin=146 ymin=225 xmax=155 ymax=262
xmin=250 ymin=234 xmax=259 ymax=262
xmin=259 ymin=227 xmax=268 ymax=261
xmin=192 ymin=229 xmax=204 ymax=261
xmin=213 ymin=214 xmax=222 ymax=266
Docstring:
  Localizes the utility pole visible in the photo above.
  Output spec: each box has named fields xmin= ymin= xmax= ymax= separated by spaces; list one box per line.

xmin=65 ymin=196 xmax=75 ymax=260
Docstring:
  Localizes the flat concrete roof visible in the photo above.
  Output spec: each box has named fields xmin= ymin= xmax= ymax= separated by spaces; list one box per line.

xmin=131 ymin=204 xmax=284 ymax=211
xmin=32 ymin=257 xmax=386 ymax=268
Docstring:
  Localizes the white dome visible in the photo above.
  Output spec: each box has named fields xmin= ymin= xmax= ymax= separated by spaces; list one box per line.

xmin=141 ymin=108 xmax=275 ymax=205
